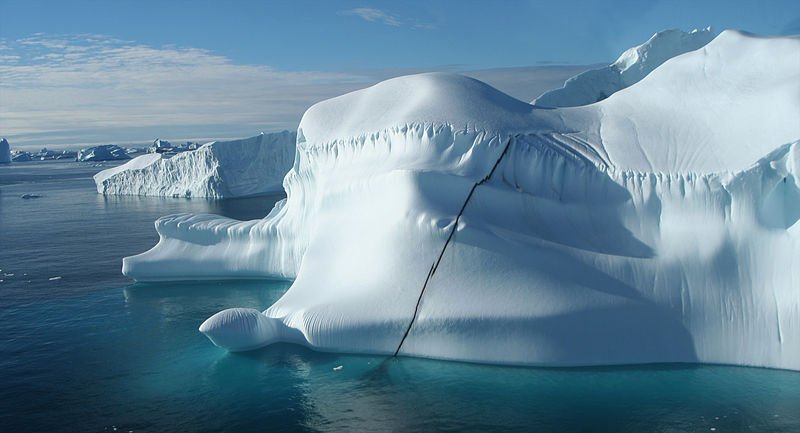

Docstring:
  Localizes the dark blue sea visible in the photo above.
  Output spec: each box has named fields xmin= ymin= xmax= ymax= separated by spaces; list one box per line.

xmin=1 ymin=160 xmax=799 ymax=432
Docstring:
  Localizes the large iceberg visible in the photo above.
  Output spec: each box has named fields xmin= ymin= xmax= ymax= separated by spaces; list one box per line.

xmin=77 ymin=144 xmax=131 ymax=162
xmin=533 ymin=27 xmax=715 ymax=107
xmin=0 ymin=138 xmax=10 ymax=164
xmin=126 ymin=30 xmax=800 ymax=370
xmin=94 ymin=131 xmax=296 ymax=198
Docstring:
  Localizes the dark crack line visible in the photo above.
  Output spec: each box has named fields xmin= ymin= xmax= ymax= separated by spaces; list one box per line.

xmin=393 ymin=135 xmax=516 ymax=357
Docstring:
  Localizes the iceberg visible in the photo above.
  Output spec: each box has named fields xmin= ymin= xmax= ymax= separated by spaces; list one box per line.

xmin=11 ymin=150 xmax=31 ymax=162
xmin=125 ymin=30 xmax=800 ymax=370
xmin=94 ymin=132 xmax=296 ymax=198
xmin=76 ymin=144 xmax=131 ymax=162
xmin=533 ymin=27 xmax=715 ymax=107
xmin=0 ymin=138 xmax=10 ymax=164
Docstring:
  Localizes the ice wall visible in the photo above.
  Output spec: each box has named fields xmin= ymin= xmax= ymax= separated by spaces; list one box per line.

xmin=95 ymin=131 xmax=296 ymax=198
xmin=126 ymin=31 xmax=800 ymax=370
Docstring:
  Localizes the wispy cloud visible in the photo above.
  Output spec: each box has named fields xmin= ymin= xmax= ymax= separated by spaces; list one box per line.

xmin=339 ymin=7 xmax=434 ymax=29
xmin=0 ymin=33 xmax=588 ymax=150
xmin=341 ymin=7 xmax=402 ymax=26
xmin=0 ymin=34 xmax=375 ymax=148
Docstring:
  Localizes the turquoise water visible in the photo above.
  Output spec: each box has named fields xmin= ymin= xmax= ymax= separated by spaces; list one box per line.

xmin=2 ymin=161 xmax=800 ymax=432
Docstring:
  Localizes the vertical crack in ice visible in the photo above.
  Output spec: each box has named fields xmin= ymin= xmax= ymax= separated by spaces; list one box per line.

xmin=774 ymin=288 xmax=784 ymax=345
xmin=393 ymin=135 xmax=516 ymax=357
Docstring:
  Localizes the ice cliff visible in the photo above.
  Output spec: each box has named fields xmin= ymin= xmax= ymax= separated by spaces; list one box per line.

xmin=94 ymin=131 xmax=296 ymax=198
xmin=125 ymin=30 xmax=800 ymax=370
xmin=0 ymin=138 xmax=10 ymax=164
xmin=533 ymin=27 xmax=715 ymax=107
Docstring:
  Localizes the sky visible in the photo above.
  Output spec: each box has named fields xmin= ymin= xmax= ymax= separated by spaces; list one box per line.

xmin=1 ymin=0 xmax=798 ymax=150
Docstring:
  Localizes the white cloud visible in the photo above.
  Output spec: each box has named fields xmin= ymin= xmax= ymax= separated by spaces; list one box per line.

xmin=341 ymin=7 xmax=402 ymax=26
xmin=339 ymin=7 xmax=436 ymax=29
xmin=0 ymin=34 xmax=375 ymax=148
xmin=0 ymin=33 xmax=589 ymax=150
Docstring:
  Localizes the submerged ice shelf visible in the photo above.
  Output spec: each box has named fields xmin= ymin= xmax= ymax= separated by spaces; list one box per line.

xmin=125 ymin=30 xmax=800 ymax=370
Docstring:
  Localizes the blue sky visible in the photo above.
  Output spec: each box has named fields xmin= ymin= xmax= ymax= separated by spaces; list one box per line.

xmin=1 ymin=0 xmax=798 ymax=149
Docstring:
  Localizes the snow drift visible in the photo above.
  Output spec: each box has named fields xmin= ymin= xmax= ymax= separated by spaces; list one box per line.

xmin=94 ymin=131 xmax=296 ymax=198
xmin=533 ymin=28 xmax=715 ymax=107
xmin=77 ymin=145 xmax=130 ymax=162
xmin=125 ymin=30 xmax=800 ymax=370
xmin=0 ymin=138 xmax=10 ymax=164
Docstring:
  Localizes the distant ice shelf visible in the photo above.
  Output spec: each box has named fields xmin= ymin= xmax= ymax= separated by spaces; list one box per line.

xmin=94 ymin=131 xmax=296 ymax=198
xmin=125 ymin=30 xmax=800 ymax=370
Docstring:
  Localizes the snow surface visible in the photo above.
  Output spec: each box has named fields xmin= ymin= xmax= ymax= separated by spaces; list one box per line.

xmin=533 ymin=28 xmax=715 ymax=107
xmin=0 ymin=139 xmax=10 ymax=164
xmin=77 ymin=145 xmax=131 ymax=162
xmin=94 ymin=132 xmax=296 ymax=198
xmin=125 ymin=30 xmax=800 ymax=370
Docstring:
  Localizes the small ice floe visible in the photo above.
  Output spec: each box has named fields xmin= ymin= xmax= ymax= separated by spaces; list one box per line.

xmin=333 ymin=365 xmax=344 ymax=371
xmin=21 ymin=193 xmax=42 ymax=199
xmin=49 ymin=276 xmax=62 ymax=281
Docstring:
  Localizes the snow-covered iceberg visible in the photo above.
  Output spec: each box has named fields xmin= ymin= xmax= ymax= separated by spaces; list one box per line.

xmin=94 ymin=131 xmax=296 ymax=198
xmin=0 ymin=138 xmax=10 ymax=164
xmin=125 ymin=30 xmax=800 ymax=370
xmin=77 ymin=145 xmax=131 ymax=162
xmin=533 ymin=28 xmax=715 ymax=107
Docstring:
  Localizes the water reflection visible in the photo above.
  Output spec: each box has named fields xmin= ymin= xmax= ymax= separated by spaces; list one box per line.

xmin=119 ymin=280 xmax=800 ymax=432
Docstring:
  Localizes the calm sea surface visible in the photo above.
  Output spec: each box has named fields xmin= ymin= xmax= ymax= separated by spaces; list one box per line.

xmin=1 ymin=160 xmax=799 ymax=432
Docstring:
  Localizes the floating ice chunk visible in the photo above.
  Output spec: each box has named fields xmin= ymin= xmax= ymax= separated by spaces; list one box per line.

xmin=76 ymin=145 xmax=130 ymax=162
xmin=94 ymin=132 xmax=296 ymax=199
xmin=0 ymin=138 xmax=11 ymax=164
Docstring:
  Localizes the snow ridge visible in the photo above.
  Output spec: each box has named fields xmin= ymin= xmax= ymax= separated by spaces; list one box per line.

xmin=533 ymin=27 xmax=715 ymax=107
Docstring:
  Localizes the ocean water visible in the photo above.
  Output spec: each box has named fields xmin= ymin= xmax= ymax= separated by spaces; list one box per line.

xmin=1 ymin=160 xmax=799 ymax=433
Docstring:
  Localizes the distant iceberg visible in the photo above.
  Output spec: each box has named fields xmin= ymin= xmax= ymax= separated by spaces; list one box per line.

xmin=77 ymin=145 xmax=131 ymax=162
xmin=533 ymin=27 xmax=715 ymax=107
xmin=11 ymin=151 xmax=31 ymax=162
xmin=126 ymin=30 xmax=800 ymax=370
xmin=0 ymin=138 xmax=10 ymax=164
xmin=94 ymin=131 xmax=296 ymax=198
